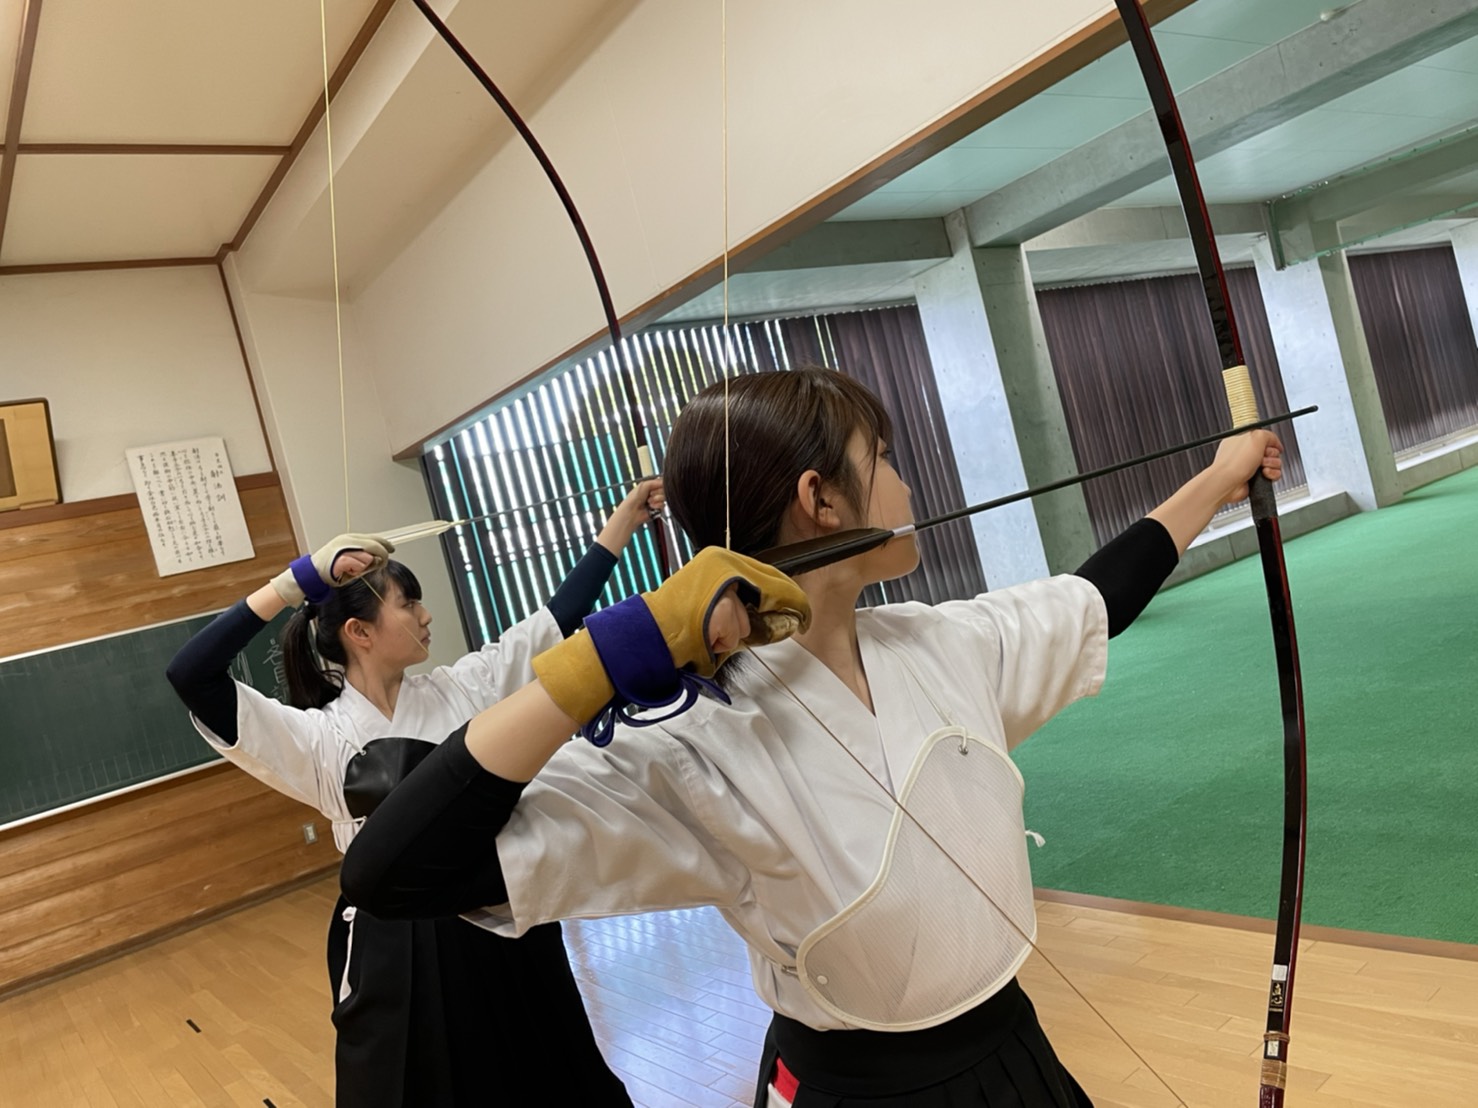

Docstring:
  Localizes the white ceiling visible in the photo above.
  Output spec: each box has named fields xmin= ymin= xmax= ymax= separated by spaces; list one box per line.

xmin=0 ymin=1 xmax=20 ymax=136
xmin=243 ymin=0 xmax=644 ymax=298
xmin=2 ymin=0 xmax=1476 ymax=302
xmin=22 ymin=0 xmax=365 ymax=143
xmin=1115 ymin=36 xmax=1478 ymax=207
xmin=0 ymin=0 xmax=377 ymax=267
xmin=0 ymin=0 xmax=629 ymax=271
xmin=830 ymin=0 xmax=1339 ymax=222
xmin=679 ymin=0 xmax=1478 ymax=323
xmin=833 ymin=0 xmax=1478 ymax=222
xmin=3 ymin=152 xmax=279 ymax=264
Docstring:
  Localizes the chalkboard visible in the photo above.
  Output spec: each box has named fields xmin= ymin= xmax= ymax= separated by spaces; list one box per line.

xmin=0 ymin=609 xmax=291 ymax=826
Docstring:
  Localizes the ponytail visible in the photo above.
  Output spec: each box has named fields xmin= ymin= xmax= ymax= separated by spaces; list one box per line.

xmin=278 ymin=559 xmax=423 ymax=710
xmin=281 ymin=605 xmax=346 ymax=709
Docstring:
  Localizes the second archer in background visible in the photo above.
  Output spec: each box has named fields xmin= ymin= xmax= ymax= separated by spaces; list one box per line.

xmin=166 ymin=480 xmax=662 ymax=1107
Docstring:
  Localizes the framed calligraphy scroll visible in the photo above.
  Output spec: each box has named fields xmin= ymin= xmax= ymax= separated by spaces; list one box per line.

xmin=124 ymin=437 xmax=255 ymax=577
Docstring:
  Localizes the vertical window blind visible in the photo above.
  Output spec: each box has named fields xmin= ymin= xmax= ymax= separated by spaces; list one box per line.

xmin=422 ymin=307 xmax=984 ymax=647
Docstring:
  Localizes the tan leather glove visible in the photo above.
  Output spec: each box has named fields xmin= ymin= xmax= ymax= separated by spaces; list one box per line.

xmin=270 ymin=532 xmax=395 ymax=607
xmin=532 ymin=547 xmax=810 ymax=726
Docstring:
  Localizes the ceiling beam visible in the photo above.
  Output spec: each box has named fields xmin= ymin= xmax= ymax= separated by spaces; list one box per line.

xmin=1023 ymin=204 xmax=1267 ymax=250
xmin=0 ymin=255 xmax=215 ymax=276
xmin=741 ymin=218 xmax=952 ymax=273
xmin=1275 ymin=129 xmax=1478 ymax=225
xmin=966 ymin=0 xmax=1478 ymax=247
xmin=16 ymin=143 xmax=291 ymax=155
xmin=0 ymin=0 xmax=44 ymax=258
xmin=1269 ymin=125 xmax=1478 ymax=265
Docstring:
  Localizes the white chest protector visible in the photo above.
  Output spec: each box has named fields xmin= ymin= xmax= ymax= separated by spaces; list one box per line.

xmin=791 ymin=665 xmax=1037 ymax=1032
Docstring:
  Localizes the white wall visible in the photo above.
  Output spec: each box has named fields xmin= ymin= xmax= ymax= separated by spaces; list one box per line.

xmin=0 ymin=266 xmax=272 ymax=501
xmin=239 ymin=0 xmax=1111 ymax=454
xmin=222 ymin=0 xmax=1112 ymax=655
xmin=223 ymin=260 xmax=462 ymax=664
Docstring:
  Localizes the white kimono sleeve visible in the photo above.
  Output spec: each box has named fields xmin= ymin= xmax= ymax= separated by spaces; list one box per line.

xmin=434 ymin=607 xmax=562 ymax=712
xmin=473 ymin=731 xmax=752 ymax=937
xmin=937 ymin=574 xmax=1109 ymax=748
xmin=190 ymin=684 xmax=340 ymax=813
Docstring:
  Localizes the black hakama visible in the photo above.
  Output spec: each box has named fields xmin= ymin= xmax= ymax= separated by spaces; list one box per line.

xmin=754 ymin=980 xmax=1091 ymax=1108
xmin=328 ymin=898 xmax=632 ymax=1106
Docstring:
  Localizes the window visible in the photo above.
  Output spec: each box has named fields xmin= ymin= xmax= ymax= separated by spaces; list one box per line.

xmin=425 ymin=308 xmax=984 ymax=646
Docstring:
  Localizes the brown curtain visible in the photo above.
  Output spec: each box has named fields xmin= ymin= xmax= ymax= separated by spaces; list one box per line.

xmin=779 ymin=307 xmax=988 ymax=604
xmin=1348 ymin=246 xmax=1478 ymax=454
xmin=1036 ymin=269 xmax=1306 ymax=544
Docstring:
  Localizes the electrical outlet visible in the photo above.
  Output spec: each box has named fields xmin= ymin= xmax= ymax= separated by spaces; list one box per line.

xmin=302 ymin=822 xmax=318 ymax=845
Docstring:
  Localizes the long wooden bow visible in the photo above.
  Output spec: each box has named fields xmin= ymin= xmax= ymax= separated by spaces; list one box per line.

xmin=1112 ymin=3 xmax=1310 ymax=1102
xmin=341 ymin=5 xmax=1296 ymax=1101
xmin=406 ymin=0 xmax=672 ymax=579
xmin=398 ymin=8 xmax=1275 ymax=1102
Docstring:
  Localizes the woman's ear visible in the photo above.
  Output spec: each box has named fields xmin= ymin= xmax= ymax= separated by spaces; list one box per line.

xmin=342 ymin=617 xmax=374 ymax=652
xmin=784 ymin=469 xmax=844 ymax=538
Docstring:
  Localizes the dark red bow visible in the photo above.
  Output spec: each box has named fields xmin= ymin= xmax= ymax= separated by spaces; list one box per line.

xmin=1113 ymin=3 xmax=1310 ymax=1103
xmin=409 ymin=0 xmax=671 ymax=578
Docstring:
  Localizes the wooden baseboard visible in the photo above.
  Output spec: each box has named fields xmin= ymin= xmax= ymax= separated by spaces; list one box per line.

xmin=0 ymin=864 xmax=338 ymax=1003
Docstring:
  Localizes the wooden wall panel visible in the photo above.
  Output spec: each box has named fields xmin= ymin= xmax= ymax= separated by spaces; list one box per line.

xmin=0 ymin=766 xmax=337 ymax=995
xmin=0 ymin=474 xmax=298 ymax=658
xmin=0 ymin=473 xmax=339 ymax=996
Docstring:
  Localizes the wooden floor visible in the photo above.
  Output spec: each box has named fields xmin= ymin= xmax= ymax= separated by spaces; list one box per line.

xmin=2 ymin=875 xmax=1475 ymax=1107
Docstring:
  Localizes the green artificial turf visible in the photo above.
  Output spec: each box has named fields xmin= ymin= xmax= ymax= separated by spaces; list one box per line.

xmin=1016 ymin=464 xmax=1478 ymax=943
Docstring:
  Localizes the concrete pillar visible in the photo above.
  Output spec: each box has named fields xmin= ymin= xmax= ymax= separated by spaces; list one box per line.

xmin=1449 ymin=221 xmax=1478 ymax=352
xmin=1251 ymin=239 xmax=1401 ymax=511
xmin=913 ymin=213 xmax=1095 ymax=587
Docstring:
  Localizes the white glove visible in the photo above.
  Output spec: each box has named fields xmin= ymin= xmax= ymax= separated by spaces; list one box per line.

xmin=270 ymin=532 xmax=394 ymax=607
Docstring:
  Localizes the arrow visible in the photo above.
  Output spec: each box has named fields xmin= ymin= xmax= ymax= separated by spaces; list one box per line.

xmin=759 ymin=406 xmax=1315 ymax=576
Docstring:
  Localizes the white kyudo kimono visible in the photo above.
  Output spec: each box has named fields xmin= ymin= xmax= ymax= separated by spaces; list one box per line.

xmin=475 ymin=575 xmax=1108 ymax=1033
xmin=190 ymin=609 xmax=562 ymax=852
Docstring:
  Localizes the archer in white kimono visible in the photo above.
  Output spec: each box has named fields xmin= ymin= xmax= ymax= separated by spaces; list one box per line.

xmin=342 ymin=369 xmax=1285 ymax=1107
xmin=167 ymin=481 xmax=662 ymax=1108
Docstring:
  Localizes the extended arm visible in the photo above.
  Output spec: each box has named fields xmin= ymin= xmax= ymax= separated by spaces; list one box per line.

xmin=1074 ymin=429 xmax=1283 ymax=636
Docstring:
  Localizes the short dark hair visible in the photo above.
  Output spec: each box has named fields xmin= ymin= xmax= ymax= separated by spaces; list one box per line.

xmin=664 ymin=367 xmax=892 ymax=554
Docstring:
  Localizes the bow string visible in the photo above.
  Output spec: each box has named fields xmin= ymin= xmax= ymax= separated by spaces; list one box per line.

xmin=336 ymin=6 xmax=1293 ymax=1104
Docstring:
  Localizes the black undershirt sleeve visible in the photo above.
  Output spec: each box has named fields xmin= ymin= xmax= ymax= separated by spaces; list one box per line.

xmin=165 ymin=600 xmax=266 ymax=744
xmin=341 ymin=723 xmax=524 ymax=918
xmin=1072 ymin=517 xmax=1180 ymax=638
xmin=546 ymin=542 xmax=619 ymax=637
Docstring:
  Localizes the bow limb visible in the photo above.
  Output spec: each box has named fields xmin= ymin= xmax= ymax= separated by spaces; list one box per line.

xmin=408 ymin=0 xmax=672 ymax=578
xmin=1112 ymin=4 xmax=1310 ymax=1103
